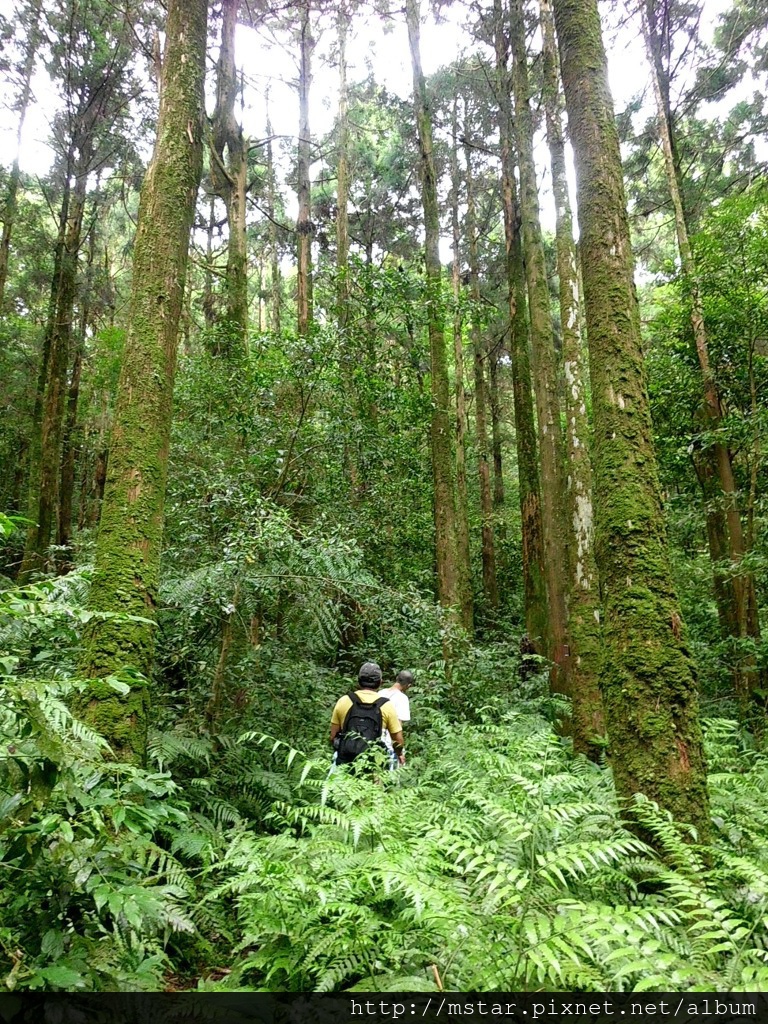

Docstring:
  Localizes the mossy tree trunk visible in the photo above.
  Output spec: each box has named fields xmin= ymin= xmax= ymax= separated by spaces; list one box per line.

xmin=553 ymin=0 xmax=710 ymax=837
xmin=211 ymin=0 xmax=248 ymax=355
xmin=642 ymin=0 xmax=765 ymax=723
xmin=493 ymin=0 xmax=548 ymax=649
xmin=406 ymin=0 xmax=468 ymax=628
xmin=79 ymin=0 xmax=208 ymax=762
xmin=296 ymin=0 xmax=314 ymax=341
xmin=464 ymin=129 xmax=499 ymax=613
xmin=450 ymin=99 xmax=474 ymax=623
xmin=539 ymin=0 xmax=604 ymax=757
xmin=21 ymin=144 xmax=90 ymax=579
xmin=58 ymin=216 xmax=97 ymax=554
xmin=509 ymin=0 xmax=570 ymax=681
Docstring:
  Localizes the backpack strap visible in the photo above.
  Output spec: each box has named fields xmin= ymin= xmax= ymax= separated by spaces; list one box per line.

xmin=342 ymin=691 xmax=361 ymax=731
xmin=341 ymin=692 xmax=388 ymax=731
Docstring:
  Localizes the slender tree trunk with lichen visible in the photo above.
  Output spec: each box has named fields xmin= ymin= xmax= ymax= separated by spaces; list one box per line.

xmin=509 ymin=0 xmax=569 ymax=682
xmin=203 ymin=195 xmax=216 ymax=328
xmin=336 ymin=1 xmax=350 ymax=333
xmin=78 ymin=0 xmax=208 ymax=762
xmin=488 ymin=331 xmax=507 ymax=567
xmin=58 ymin=217 xmax=97 ymax=553
xmin=297 ymin=0 xmax=314 ymax=341
xmin=20 ymin=146 xmax=90 ymax=579
xmin=494 ymin=0 xmax=548 ymax=648
xmin=539 ymin=0 xmax=604 ymax=756
xmin=24 ymin=165 xmax=71 ymax=549
xmin=642 ymin=0 xmax=764 ymax=724
xmin=211 ymin=0 xmax=248 ymax=355
xmin=265 ymin=90 xmax=281 ymax=335
xmin=450 ymin=100 xmax=473 ymax=624
xmin=553 ymin=0 xmax=709 ymax=837
xmin=406 ymin=0 xmax=468 ymax=628
xmin=336 ymin=0 xmax=361 ymax=498
xmin=464 ymin=130 xmax=499 ymax=612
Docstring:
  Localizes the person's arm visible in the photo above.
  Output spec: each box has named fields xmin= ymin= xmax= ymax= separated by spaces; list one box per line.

xmin=391 ymin=730 xmax=405 ymax=765
xmin=330 ymin=698 xmax=347 ymax=746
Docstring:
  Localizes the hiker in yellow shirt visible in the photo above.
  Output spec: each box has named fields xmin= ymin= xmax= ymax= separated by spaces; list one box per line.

xmin=330 ymin=662 xmax=405 ymax=769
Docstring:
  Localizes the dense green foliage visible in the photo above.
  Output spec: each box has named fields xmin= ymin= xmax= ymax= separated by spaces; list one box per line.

xmin=2 ymin=567 xmax=768 ymax=991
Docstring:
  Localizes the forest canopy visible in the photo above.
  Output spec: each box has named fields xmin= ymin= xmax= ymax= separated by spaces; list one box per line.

xmin=0 ymin=0 xmax=767 ymax=995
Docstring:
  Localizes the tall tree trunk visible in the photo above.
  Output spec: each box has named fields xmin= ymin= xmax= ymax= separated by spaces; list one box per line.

xmin=265 ymin=89 xmax=281 ymax=335
xmin=553 ymin=0 xmax=709 ymax=838
xmin=0 ymin=0 xmax=42 ymax=309
xmin=450 ymin=99 xmax=474 ymax=625
xmin=539 ymin=0 xmax=604 ymax=756
xmin=211 ymin=0 xmax=248 ymax=354
xmin=203 ymin=194 xmax=216 ymax=327
xmin=336 ymin=1 xmax=350 ymax=331
xmin=509 ymin=0 xmax=569 ymax=681
xmin=336 ymin=0 xmax=361 ymax=497
xmin=489 ymin=335 xmax=505 ymax=515
xmin=488 ymin=332 xmax=507 ymax=572
xmin=405 ymin=0 xmax=468 ymax=628
xmin=464 ymin=130 xmax=499 ymax=612
xmin=22 ymin=162 xmax=71 ymax=568
xmin=296 ymin=0 xmax=314 ymax=340
xmin=79 ymin=0 xmax=208 ymax=762
xmin=20 ymin=145 xmax=90 ymax=578
xmin=58 ymin=217 xmax=97 ymax=552
xmin=493 ymin=0 xmax=548 ymax=648
xmin=642 ymin=1 xmax=764 ymax=721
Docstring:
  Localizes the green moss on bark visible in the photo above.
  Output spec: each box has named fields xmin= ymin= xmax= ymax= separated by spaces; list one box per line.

xmin=553 ymin=0 xmax=709 ymax=839
xmin=494 ymin=0 xmax=548 ymax=648
xmin=79 ymin=0 xmax=208 ymax=762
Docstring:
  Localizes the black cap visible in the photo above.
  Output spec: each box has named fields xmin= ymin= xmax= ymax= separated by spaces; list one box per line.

xmin=358 ymin=661 xmax=383 ymax=688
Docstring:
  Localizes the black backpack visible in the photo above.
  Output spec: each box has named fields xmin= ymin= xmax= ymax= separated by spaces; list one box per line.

xmin=336 ymin=692 xmax=389 ymax=765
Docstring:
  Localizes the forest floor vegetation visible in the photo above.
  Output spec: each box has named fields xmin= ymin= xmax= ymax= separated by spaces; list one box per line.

xmin=1 ymin=568 xmax=768 ymax=992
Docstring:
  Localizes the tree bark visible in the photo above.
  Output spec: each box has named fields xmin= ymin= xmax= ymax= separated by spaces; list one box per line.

xmin=405 ymin=0 xmax=467 ymax=626
xmin=79 ymin=0 xmax=208 ymax=762
xmin=493 ymin=0 xmax=548 ymax=649
xmin=211 ymin=0 xmax=248 ymax=354
xmin=539 ymin=0 xmax=604 ymax=756
xmin=642 ymin=0 xmax=764 ymax=722
xmin=553 ymin=0 xmax=709 ymax=837
xmin=450 ymin=99 xmax=474 ymax=627
xmin=464 ymin=129 xmax=499 ymax=612
xmin=509 ymin=0 xmax=569 ymax=681
xmin=296 ymin=0 xmax=314 ymax=340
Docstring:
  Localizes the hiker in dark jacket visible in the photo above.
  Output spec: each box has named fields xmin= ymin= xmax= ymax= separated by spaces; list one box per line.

xmin=330 ymin=661 xmax=405 ymax=769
